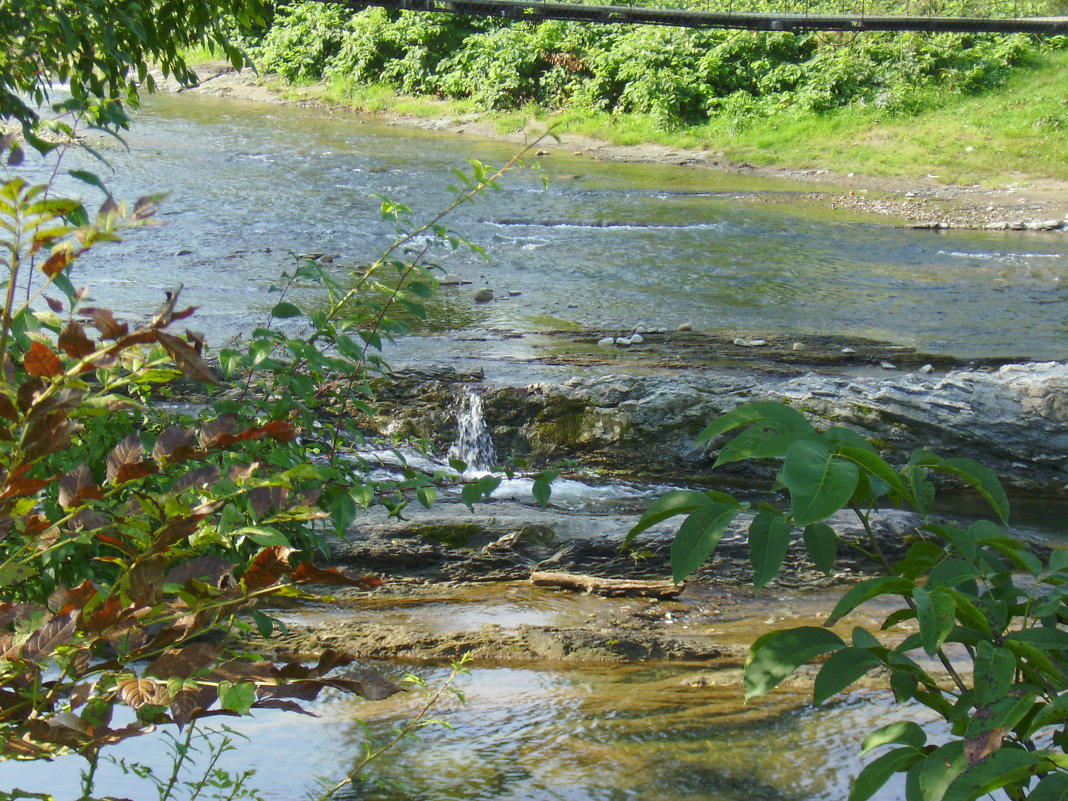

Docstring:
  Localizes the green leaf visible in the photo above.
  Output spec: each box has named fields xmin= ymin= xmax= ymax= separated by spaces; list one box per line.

xmin=917 ymin=742 xmax=968 ymax=801
xmin=827 ymin=576 xmax=917 ymax=626
xmin=935 ymin=458 xmax=1010 ymax=524
xmin=625 ymin=490 xmax=717 ymax=546
xmin=250 ymin=609 xmax=274 ymax=638
xmin=327 ymin=491 xmax=357 ymax=535
xmin=913 ymin=586 xmax=955 ymax=655
xmin=744 ymin=626 xmax=844 ymax=701
xmin=1029 ymin=773 xmax=1068 ymax=801
xmin=417 ymin=486 xmax=436 ymax=510
xmin=836 ymin=446 xmax=911 ymax=502
xmin=671 ymin=502 xmax=738 ymax=584
xmin=713 ymin=419 xmax=820 ymax=467
xmin=782 ymin=440 xmax=859 ymax=526
xmin=813 ymin=647 xmax=881 ymax=704
xmin=218 ymin=681 xmax=256 ymax=715
xmin=942 ymin=749 xmax=1037 ymax=801
xmin=532 ymin=478 xmax=552 ymax=508
xmin=803 ymin=522 xmax=837 ymax=574
xmin=68 ymin=169 xmax=109 ymax=194
xmin=239 ymin=526 xmax=291 ymax=548
xmin=693 ymin=401 xmax=813 ymax=448
xmin=849 ymin=747 xmax=922 ymax=801
xmin=972 ymin=642 xmax=1016 ymax=705
xmin=749 ymin=511 xmax=791 ymax=589
xmin=861 ymin=721 xmax=927 ymax=754
xmin=1007 ymin=627 xmax=1068 ymax=650
xmin=271 ymin=301 xmax=302 ymax=319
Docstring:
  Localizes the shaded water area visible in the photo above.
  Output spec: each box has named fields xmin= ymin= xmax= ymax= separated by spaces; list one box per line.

xmin=5 ymin=92 xmax=1066 ymax=799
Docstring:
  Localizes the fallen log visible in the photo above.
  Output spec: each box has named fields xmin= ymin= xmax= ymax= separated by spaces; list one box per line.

xmin=530 ymin=571 xmax=683 ymax=598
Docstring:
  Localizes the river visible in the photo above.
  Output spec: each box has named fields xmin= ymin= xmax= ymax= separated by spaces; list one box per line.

xmin=5 ymin=90 xmax=1065 ymax=800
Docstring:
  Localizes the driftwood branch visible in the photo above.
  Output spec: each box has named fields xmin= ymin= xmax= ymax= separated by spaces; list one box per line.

xmin=530 ymin=571 xmax=683 ymax=598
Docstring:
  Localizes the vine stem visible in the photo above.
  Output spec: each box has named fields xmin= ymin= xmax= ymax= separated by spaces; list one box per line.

xmin=849 ymin=503 xmax=968 ymax=696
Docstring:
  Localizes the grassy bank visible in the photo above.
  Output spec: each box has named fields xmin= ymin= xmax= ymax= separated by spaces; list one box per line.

xmin=244 ymin=1 xmax=1068 ymax=185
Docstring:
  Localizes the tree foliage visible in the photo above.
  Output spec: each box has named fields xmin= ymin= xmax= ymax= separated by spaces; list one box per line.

xmin=0 ymin=0 xmax=270 ymax=147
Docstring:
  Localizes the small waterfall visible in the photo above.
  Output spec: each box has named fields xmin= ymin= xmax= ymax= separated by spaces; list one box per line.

xmin=448 ymin=390 xmax=497 ymax=473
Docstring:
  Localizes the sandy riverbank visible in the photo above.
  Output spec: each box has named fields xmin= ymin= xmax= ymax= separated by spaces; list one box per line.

xmin=167 ymin=60 xmax=1068 ymax=230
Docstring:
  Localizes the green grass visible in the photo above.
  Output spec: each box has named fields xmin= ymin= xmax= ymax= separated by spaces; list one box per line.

xmin=253 ymin=47 xmax=1068 ymax=186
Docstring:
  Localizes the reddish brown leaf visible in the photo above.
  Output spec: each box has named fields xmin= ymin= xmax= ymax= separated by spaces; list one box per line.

xmin=291 ymin=563 xmax=384 ymax=589
xmin=185 ymin=329 xmax=206 ymax=354
xmin=58 ymin=464 xmax=101 ymax=508
xmin=249 ymin=485 xmax=289 ymax=521
xmin=163 ymin=556 xmax=235 ymax=589
xmin=69 ymin=683 xmax=94 ymax=710
xmin=169 ymin=684 xmax=216 ymax=729
xmin=16 ymin=377 xmax=44 ymax=413
xmin=81 ymin=307 xmax=128 ymax=340
xmin=256 ymin=681 xmax=321 ymax=701
xmin=114 ymin=462 xmax=157 ymax=485
xmin=45 ymin=296 xmax=64 ymax=313
xmin=23 ymin=413 xmax=80 ymax=463
xmin=0 ymin=393 xmax=17 ymax=422
xmin=152 ymin=426 xmax=197 ymax=464
xmin=147 ymin=516 xmax=201 ymax=555
xmin=233 ymin=420 xmax=299 ymax=444
xmin=146 ymin=643 xmax=222 ymax=680
xmin=86 ymin=596 xmax=124 ymax=632
xmin=118 ymin=677 xmax=170 ymax=710
xmin=199 ymin=414 xmax=235 ymax=448
xmin=48 ymin=579 xmax=96 ymax=615
xmin=1 ymin=737 xmax=53 ymax=758
xmin=158 ymin=332 xmax=219 ymax=385
xmin=40 ymin=250 xmax=71 ymax=278
xmin=241 ymin=546 xmax=295 ymax=592
xmin=228 ymin=462 xmax=258 ymax=482
xmin=251 ymin=699 xmax=317 ymax=716
xmin=57 ymin=321 xmax=96 ymax=359
xmin=171 ymin=465 xmax=220 ymax=495
xmin=315 ymin=649 xmax=356 ymax=675
xmin=0 ymin=477 xmax=48 ymax=503
xmin=322 ymin=667 xmax=403 ymax=701
xmin=106 ymin=434 xmax=143 ymax=483
xmin=128 ymin=558 xmax=165 ymax=605
xmin=24 ymin=341 xmax=62 ymax=378
xmin=13 ymin=611 xmax=77 ymax=662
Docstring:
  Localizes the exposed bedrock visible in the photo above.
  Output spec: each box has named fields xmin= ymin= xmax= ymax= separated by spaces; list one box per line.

xmin=373 ymin=361 xmax=1068 ymax=491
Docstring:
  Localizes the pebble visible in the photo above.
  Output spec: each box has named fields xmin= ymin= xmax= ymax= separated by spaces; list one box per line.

xmin=733 ymin=338 xmax=767 ymax=347
xmin=508 ymin=290 xmax=522 ymax=296
xmin=792 ymin=342 xmax=804 ymax=351
xmin=473 ymin=288 xmax=494 ymax=303
xmin=615 ymin=337 xmax=632 ymax=347
xmin=880 ymin=361 xmax=897 ymax=370
xmin=919 ymin=364 xmax=934 ymax=374
xmin=597 ymin=337 xmax=616 ymax=348
xmin=175 ymin=249 xmax=193 ymax=256
xmin=629 ymin=333 xmax=644 ymax=344
xmin=439 ymin=274 xmax=467 ymax=286
xmin=841 ymin=347 xmax=856 ymax=355
xmin=536 ymin=150 xmax=550 ymax=156
xmin=317 ymin=254 xmax=334 ymax=264
xmin=677 ymin=323 xmax=693 ymax=331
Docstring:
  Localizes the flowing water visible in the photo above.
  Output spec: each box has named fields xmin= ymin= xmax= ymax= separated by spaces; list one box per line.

xmin=18 ymin=91 xmax=1068 ymax=378
xmin=6 ymin=91 xmax=1067 ymax=799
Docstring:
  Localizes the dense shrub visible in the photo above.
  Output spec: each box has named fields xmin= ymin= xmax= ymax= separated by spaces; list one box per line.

xmin=247 ymin=0 xmax=1063 ymax=126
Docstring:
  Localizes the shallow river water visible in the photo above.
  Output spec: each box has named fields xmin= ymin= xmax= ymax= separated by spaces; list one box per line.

xmin=25 ymin=92 xmax=1068 ymax=373
xmin=5 ymin=92 xmax=1064 ymax=799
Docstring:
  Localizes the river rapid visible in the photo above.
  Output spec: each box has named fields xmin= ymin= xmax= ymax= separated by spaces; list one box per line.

xmin=5 ymin=91 xmax=1067 ymax=801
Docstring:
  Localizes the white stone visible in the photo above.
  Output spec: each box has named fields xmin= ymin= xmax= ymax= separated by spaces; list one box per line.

xmin=792 ymin=342 xmax=804 ymax=351
xmin=919 ymin=364 xmax=934 ymax=374
xmin=841 ymin=347 xmax=856 ymax=355
xmin=615 ymin=337 xmax=632 ymax=347
xmin=597 ymin=337 xmax=616 ymax=348
xmin=880 ymin=361 xmax=897 ymax=370
xmin=629 ymin=333 xmax=644 ymax=344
